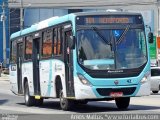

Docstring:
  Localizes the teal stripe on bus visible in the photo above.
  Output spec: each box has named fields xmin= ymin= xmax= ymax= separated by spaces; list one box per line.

xmin=47 ymin=60 xmax=53 ymax=96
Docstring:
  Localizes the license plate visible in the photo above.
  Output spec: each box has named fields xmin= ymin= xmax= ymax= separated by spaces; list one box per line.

xmin=110 ymin=92 xmax=123 ymax=97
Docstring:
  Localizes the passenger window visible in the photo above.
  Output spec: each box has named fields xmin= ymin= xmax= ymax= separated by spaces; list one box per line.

xmin=53 ymin=27 xmax=63 ymax=55
xmin=11 ymin=40 xmax=17 ymax=63
xmin=25 ymin=36 xmax=32 ymax=60
xmin=53 ymin=28 xmax=57 ymax=55
xmin=42 ymin=29 xmax=52 ymax=58
xmin=57 ymin=27 xmax=62 ymax=55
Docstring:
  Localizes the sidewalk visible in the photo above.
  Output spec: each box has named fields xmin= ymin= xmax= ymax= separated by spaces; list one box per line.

xmin=0 ymin=73 xmax=9 ymax=81
xmin=0 ymin=73 xmax=12 ymax=95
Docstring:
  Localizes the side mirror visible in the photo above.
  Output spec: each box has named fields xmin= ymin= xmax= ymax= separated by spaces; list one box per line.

xmin=68 ymin=36 xmax=75 ymax=49
xmin=148 ymin=32 xmax=153 ymax=43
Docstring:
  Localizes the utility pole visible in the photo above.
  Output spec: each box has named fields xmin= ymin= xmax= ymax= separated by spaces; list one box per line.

xmin=20 ymin=0 xmax=23 ymax=30
xmin=1 ymin=2 xmax=6 ymax=68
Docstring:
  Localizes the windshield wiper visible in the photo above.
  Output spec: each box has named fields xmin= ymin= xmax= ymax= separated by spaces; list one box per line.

xmin=91 ymin=27 xmax=111 ymax=45
xmin=116 ymin=25 xmax=130 ymax=45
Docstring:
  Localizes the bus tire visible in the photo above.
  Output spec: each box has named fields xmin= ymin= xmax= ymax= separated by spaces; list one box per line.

xmin=75 ymin=100 xmax=88 ymax=105
xmin=35 ymin=98 xmax=44 ymax=106
xmin=24 ymin=82 xmax=35 ymax=106
xmin=115 ymin=97 xmax=130 ymax=109
xmin=59 ymin=90 xmax=73 ymax=111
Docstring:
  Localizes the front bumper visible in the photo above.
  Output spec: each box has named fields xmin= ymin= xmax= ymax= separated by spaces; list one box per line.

xmin=74 ymin=77 xmax=150 ymax=99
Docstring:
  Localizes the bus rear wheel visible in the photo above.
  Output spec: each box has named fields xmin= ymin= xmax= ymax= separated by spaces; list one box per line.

xmin=59 ymin=90 xmax=73 ymax=111
xmin=115 ymin=97 xmax=130 ymax=109
xmin=24 ymin=82 xmax=35 ymax=106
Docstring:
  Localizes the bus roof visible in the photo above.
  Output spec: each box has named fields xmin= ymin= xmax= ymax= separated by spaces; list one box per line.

xmin=73 ymin=11 xmax=141 ymax=16
xmin=10 ymin=11 xmax=142 ymax=40
xmin=10 ymin=13 xmax=75 ymax=40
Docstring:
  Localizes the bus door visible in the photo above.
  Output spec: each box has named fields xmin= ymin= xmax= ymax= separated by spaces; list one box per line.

xmin=63 ymin=29 xmax=75 ymax=97
xmin=17 ymin=42 xmax=23 ymax=94
xmin=32 ymin=35 xmax=41 ymax=95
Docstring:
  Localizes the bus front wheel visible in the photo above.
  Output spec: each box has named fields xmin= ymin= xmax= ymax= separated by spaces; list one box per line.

xmin=24 ymin=82 xmax=35 ymax=106
xmin=115 ymin=97 xmax=130 ymax=109
xmin=59 ymin=90 xmax=73 ymax=111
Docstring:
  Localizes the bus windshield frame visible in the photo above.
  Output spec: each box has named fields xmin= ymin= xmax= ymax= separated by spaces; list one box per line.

xmin=76 ymin=15 xmax=147 ymax=72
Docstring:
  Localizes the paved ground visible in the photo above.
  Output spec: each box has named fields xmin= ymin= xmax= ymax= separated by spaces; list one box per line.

xmin=0 ymin=73 xmax=9 ymax=81
xmin=0 ymin=74 xmax=160 ymax=120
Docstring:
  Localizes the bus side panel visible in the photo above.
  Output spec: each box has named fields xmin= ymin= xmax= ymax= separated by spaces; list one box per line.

xmin=39 ymin=59 xmax=66 ymax=98
xmin=39 ymin=60 xmax=54 ymax=97
xmin=9 ymin=64 xmax=18 ymax=94
xmin=22 ymin=62 xmax=34 ymax=96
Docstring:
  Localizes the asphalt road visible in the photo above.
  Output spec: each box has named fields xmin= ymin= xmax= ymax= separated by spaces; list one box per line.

xmin=0 ymin=76 xmax=160 ymax=120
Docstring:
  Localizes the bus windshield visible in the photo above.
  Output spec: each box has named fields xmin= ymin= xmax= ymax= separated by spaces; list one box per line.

xmin=77 ymin=27 xmax=147 ymax=70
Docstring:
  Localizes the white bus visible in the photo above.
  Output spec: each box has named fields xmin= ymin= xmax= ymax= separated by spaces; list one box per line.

xmin=10 ymin=12 xmax=153 ymax=110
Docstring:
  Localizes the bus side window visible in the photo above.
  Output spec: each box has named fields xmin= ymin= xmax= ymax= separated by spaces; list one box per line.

xmin=42 ymin=29 xmax=52 ymax=58
xmin=10 ymin=40 xmax=17 ymax=64
xmin=53 ymin=27 xmax=63 ymax=55
xmin=25 ymin=36 xmax=32 ymax=60
xmin=57 ymin=27 xmax=62 ymax=55
xmin=53 ymin=28 xmax=57 ymax=55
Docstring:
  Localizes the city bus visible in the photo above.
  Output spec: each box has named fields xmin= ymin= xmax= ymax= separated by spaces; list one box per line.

xmin=9 ymin=11 xmax=153 ymax=110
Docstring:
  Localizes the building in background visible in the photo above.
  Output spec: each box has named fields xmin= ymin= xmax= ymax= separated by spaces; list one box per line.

xmin=8 ymin=0 xmax=159 ymax=33
xmin=0 ymin=0 xmax=9 ymax=67
xmin=6 ymin=0 xmax=160 ymax=66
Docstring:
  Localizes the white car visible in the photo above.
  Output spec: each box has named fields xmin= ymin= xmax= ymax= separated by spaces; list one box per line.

xmin=151 ymin=67 xmax=160 ymax=93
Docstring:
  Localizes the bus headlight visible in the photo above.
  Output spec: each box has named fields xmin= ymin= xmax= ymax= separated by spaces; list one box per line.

xmin=77 ymin=73 xmax=92 ymax=86
xmin=141 ymin=76 xmax=148 ymax=84
xmin=140 ymin=72 xmax=150 ymax=84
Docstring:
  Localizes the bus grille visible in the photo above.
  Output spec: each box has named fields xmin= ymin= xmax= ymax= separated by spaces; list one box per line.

xmin=96 ymin=87 xmax=136 ymax=96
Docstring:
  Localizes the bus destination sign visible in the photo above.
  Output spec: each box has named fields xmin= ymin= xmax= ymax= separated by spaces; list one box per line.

xmin=76 ymin=15 xmax=142 ymax=25
xmin=86 ymin=17 xmax=130 ymax=24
